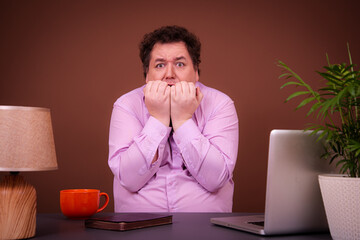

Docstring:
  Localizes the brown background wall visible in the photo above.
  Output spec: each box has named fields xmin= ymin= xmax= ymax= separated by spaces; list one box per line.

xmin=1 ymin=0 xmax=360 ymax=213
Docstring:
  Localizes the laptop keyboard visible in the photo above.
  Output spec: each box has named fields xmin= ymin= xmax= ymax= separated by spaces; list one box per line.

xmin=248 ymin=221 xmax=265 ymax=227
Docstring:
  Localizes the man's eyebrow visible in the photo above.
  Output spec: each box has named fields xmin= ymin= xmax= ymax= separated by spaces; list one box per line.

xmin=154 ymin=58 xmax=166 ymax=62
xmin=174 ymin=56 xmax=186 ymax=61
xmin=154 ymin=56 xmax=187 ymax=62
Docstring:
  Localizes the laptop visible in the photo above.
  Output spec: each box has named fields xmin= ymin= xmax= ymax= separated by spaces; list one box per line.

xmin=211 ymin=129 xmax=336 ymax=235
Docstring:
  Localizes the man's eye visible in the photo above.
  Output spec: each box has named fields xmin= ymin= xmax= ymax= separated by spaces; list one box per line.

xmin=155 ymin=63 xmax=165 ymax=68
xmin=176 ymin=62 xmax=185 ymax=67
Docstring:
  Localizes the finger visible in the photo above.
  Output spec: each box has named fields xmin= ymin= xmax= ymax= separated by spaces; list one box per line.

xmin=170 ymin=85 xmax=176 ymax=99
xmin=176 ymin=82 xmax=182 ymax=97
xmin=158 ymin=81 xmax=167 ymax=95
xmin=180 ymin=81 xmax=188 ymax=95
xmin=165 ymin=85 xmax=171 ymax=98
xmin=196 ymin=87 xmax=204 ymax=103
xmin=173 ymin=82 xmax=180 ymax=97
xmin=153 ymin=80 xmax=163 ymax=93
xmin=188 ymin=82 xmax=196 ymax=96
xmin=144 ymin=80 xmax=153 ymax=94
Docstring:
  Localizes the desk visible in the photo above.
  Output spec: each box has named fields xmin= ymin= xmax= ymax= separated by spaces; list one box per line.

xmin=35 ymin=213 xmax=331 ymax=240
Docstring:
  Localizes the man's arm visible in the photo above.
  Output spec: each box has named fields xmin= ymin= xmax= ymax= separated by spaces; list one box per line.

xmin=170 ymin=81 xmax=203 ymax=131
xmin=108 ymin=87 xmax=171 ymax=192
xmin=144 ymin=80 xmax=171 ymax=128
xmin=171 ymin=83 xmax=239 ymax=192
xmin=143 ymin=80 xmax=171 ymax=163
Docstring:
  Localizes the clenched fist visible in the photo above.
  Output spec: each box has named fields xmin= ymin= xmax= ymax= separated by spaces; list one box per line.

xmin=144 ymin=80 xmax=171 ymax=127
xmin=170 ymin=81 xmax=203 ymax=131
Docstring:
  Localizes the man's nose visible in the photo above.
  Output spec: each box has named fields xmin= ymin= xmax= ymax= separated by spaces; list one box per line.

xmin=164 ymin=64 xmax=175 ymax=79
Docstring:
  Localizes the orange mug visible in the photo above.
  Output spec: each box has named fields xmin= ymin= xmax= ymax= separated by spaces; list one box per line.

xmin=60 ymin=189 xmax=109 ymax=219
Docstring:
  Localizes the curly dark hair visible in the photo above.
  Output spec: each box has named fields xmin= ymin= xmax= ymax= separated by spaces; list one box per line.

xmin=139 ymin=25 xmax=201 ymax=78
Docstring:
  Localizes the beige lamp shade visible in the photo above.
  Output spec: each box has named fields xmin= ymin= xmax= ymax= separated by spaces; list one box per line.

xmin=0 ymin=105 xmax=58 ymax=171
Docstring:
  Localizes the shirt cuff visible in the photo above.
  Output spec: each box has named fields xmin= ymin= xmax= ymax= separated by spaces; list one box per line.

xmin=173 ymin=118 xmax=202 ymax=150
xmin=143 ymin=116 xmax=172 ymax=144
xmin=141 ymin=116 xmax=172 ymax=168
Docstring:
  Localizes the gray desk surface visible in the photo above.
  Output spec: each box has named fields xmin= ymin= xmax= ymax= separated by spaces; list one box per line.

xmin=35 ymin=213 xmax=331 ymax=240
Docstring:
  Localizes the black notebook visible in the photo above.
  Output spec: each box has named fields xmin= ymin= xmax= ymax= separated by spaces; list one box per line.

xmin=85 ymin=213 xmax=172 ymax=231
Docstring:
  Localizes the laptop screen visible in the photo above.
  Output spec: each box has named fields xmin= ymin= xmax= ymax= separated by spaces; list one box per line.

xmin=264 ymin=129 xmax=335 ymax=234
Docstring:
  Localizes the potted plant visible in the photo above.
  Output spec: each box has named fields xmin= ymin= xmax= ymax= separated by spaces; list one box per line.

xmin=277 ymin=44 xmax=360 ymax=240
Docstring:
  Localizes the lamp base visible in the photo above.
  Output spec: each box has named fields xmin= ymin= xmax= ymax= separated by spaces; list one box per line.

xmin=0 ymin=174 xmax=36 ymax=239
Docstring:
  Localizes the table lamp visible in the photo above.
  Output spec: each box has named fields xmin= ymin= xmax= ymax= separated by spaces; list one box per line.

xmin=0 ymin=106 xmax=58 ymax=239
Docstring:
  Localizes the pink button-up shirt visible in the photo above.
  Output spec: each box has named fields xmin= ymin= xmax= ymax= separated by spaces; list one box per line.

xmin=108 ymin=82 xmax=238 ymax=212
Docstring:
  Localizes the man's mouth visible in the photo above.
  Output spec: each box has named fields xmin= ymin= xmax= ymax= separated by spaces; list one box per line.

xmin=165 ymin=80 xmax=176 ymax=86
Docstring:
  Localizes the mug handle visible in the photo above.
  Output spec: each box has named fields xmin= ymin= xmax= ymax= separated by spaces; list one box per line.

xmin=96 ymin=192 xmax=109 ymax=213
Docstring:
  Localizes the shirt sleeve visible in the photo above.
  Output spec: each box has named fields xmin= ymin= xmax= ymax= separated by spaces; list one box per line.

xmin=108 ymin=99 xmax=172 ymax=192
xmin=172 ymin=97 xmax=239 ymax=193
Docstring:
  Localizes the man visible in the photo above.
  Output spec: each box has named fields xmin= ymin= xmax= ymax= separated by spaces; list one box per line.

xmin=108 ymin=26 xmax=238 ymax=212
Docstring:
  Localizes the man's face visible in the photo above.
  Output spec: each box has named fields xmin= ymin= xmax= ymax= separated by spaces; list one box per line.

xmin=146 ymin=41 xmax=199 ymax=85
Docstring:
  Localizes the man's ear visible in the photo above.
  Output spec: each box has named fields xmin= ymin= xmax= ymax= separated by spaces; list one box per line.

xmin=195 ymin=70 xmax=199 ymax=82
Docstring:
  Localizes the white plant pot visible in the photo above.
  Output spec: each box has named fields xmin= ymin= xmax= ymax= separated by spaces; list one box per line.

xmin=318 ymin=174 xmax=360 ymax=240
